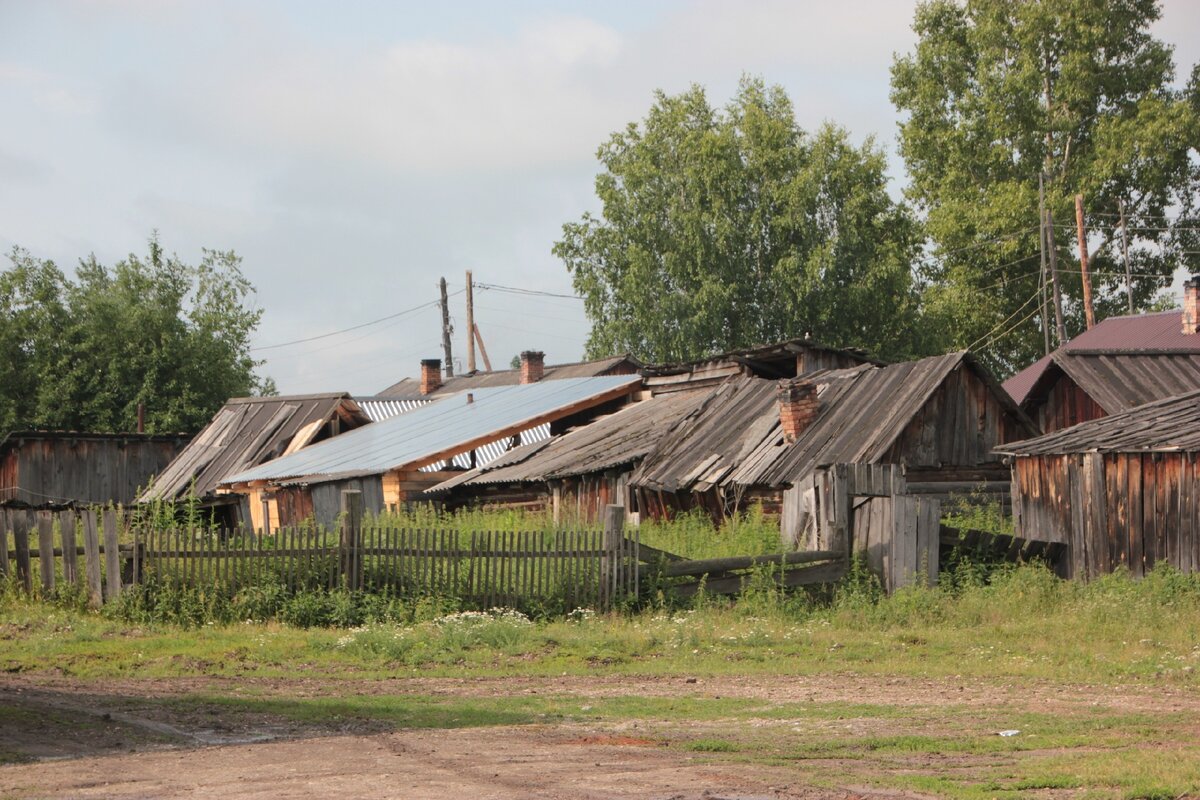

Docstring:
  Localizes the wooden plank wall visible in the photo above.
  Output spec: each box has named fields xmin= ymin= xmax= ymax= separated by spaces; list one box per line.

xmin=1012 ymin=452 xmax=1200 ymax=580
xmin=5 ymin=437 xmax=183 ymax=507
xmin=1036 ymin=375 xmax=1108 ymax=433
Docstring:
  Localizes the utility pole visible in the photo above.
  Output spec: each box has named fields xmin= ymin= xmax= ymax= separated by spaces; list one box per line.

xmin=1045 ymin=198 xmax=1067 ymax=346
xmin=465 ymin=270 xmax=476 ymax=373
xmin=439 ymin=277 xmax=454 ymax=378
xmin=1075 ymin=193 xmax=1096 ymax=330
xmin=1118 ymin=198 xmax=1133 ymax=313
xmin=473 ymin=324 xmax=493 ymax=372
xmin=1038 ymin=174 xmax=1051 ymax=356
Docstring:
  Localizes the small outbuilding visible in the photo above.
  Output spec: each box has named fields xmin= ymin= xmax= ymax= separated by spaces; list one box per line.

xmin=0 ymin=431 xmax=188 ymax=508
xmin=996 ymin=389 xmax=1200 ymax=580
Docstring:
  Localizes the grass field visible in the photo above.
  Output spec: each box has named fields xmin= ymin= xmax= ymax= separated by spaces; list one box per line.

xmin=3 ymin=562 xmax=1200 ymax=797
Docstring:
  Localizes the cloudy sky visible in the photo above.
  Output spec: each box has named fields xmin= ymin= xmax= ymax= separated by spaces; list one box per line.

xmin=3 ymin=1 xmax=1199 ymax=395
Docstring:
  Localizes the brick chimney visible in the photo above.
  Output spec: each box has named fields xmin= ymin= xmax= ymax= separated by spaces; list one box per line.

xmin=520 ymin=351 xmax=545 ymax=384
xmin=1184 ymin=276 xmax=1200 ymax=335
xmin=419 ymin=358 xmax=442 ymax=395
xmin=778 ymin=380 xmax=819 ymax=445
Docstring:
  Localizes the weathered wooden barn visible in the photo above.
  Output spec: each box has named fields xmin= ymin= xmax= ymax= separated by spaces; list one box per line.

xmin=426 ymin=390 xmax=710 ymax=522
xmin=996 ymin=389 xmax=1200 ymax=580
xmin=1003 ymin=277 xmax=1200 ymax=432
xmin=219 ymin=375 xmax=644 ymax=528
xmin=630 ymin=352 xmax=1037 ymax=541
xmin=0 ymin=431 xmax=188 ymax=509
xmin=138 ymin=393 xmax=371 ymax=528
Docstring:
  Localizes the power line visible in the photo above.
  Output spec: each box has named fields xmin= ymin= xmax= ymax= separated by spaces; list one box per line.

xmin=475 ymin=282 xmax=583 ymax=300
xmin=251 ymin=290 xmax=462 ymax=352
xmin=966 ymin=288 xmax=1044 ymax=352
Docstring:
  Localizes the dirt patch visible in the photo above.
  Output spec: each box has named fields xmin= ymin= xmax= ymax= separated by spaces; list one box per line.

xmin=561 ymin=734 xmax=660 ymax=746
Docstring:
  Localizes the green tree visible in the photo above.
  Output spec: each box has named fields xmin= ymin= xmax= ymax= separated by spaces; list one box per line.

xmin=555 ymin=78 xmax=925 ymax=364
xmin=0 ymin=236 xmax=273 ymax=434
xmin=892 ymin=0 xmax=1200 ymax=374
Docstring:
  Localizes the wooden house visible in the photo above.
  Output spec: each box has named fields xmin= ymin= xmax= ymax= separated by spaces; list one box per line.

xmin=630 ymin=352 xmax=1037 ymax=543
xmin=1003 ymin=277 xmax=1200 ymax=432
xmin=218 ymin=375 xmax=644 ymax=528
xmin=996 ymin=389 xmax=1200 ymax=580
xmin=0 ymin=431 xmax=188 ymax=509
xmin=138 ymin=393 xmax=371 ymax=528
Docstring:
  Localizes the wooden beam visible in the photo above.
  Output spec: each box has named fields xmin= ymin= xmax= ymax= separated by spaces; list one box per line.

xmin=473 ymin=323 xmax=493 ymax=372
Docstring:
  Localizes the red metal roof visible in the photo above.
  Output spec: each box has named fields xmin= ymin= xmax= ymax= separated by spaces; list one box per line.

xmin=1003 ymin=310 xmax=1200 ymax=405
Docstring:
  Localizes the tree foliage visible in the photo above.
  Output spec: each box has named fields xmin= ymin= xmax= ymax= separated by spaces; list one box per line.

xmin=556 ymin=78 xmax=925 ymax=364
xmin=891 ymin=0 xmax=1200 ymax=374
xmin=0 ymin=236 xmax=273 ymax=434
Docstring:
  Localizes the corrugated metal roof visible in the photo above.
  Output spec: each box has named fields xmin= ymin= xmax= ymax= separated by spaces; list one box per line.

xmin=222 ymin=376 xmax=642 ymax=485
xmin=139 ymin=394 xmax=370 ymax=502
xmin=1004 ymin=309 xmax=1200 ymax=404
xmin=633 ymin=352 xmax=1030 ymax=492
xmin=996 ymin=388 xmax=1200 ymax=455
xmin=426 ymin=391 xmax=709 ymax=493
xmin=376 ymin=355 xmax=641 ymax=399
xmin=354 ymin=396 xmax=428 ymax=421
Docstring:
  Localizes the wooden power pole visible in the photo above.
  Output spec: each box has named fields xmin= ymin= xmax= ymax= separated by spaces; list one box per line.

xmin=1118 ymin=198 xmax=1133 ymax=313
xmin=1075 ymin=193 xmax=1096 ymax=330
xmin=1038 ymin=174 xmax=1051 ymax=356
xmin=465 ymin=270 xmax=476 ymax=373
xmin=439 ymin=277 xmax=454 ymax=378
xmin=1045 ymin=202 xmax=1068 ymax=347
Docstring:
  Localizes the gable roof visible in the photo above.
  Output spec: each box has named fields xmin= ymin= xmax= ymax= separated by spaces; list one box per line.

xmin=426 ymin=390 xmax=709 ymax=493
xmin=139 ymin=394 xmax=369 ymax=503
xmin=633 ymin=352 xmax=1031 ymax=492
xmin=376 ymin=355 xmax=641 ymax=400
xmin=1004 ymin=309 xmax=1200 ymax=405
xmin=1035 ymin=351 xmax=1200 ymax=414
xmin=996 ymin=389 xmax=1200 ymax=456
xmin=221 ymin=375 xmax=643 ymax=486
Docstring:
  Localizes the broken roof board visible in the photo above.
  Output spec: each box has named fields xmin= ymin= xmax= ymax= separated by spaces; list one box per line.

xmin=222 ymin=375 xmax=643 ymax=486
xmin=426 ymin=390 xmax=710 ymax=494
xmin=139 ymin=394 xmax=368 ymax=503
xmin=996 ymin=388 xmax=1200 ymax=455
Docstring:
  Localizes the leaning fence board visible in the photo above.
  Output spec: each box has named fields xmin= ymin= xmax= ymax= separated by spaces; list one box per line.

xmin=82 ymin=510 xmax=102 ymax=609
xmin=59 ymin=511 xmax=78 ymax=586
xmin=103 ymin=510 xmax=121 ymax=601
xmin=0 ymin=518 xmax=10 ymax=580
xmin=13 ymin=520 xmax=32 ymax=594
xmin=37 ymin=513 xmax=55 ymax=593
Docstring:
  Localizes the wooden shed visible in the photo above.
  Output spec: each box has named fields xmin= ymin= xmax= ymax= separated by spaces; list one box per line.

xmin=630 ymin=351 xmax=1037 ymax=535
xmin=996 ymin=389 xmax=1200 ymax=580
xmin=0 ymin=431 xmax=188 ymax=509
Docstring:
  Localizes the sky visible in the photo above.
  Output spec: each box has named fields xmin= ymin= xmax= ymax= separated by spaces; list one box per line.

xmin=2 ymin=0 xmax=1199 ymax=396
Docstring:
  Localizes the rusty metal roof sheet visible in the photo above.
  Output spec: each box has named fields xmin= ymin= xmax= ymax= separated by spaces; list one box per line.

xmin=139 ymin=393 xmax=370 ymax=503
xmin=426 ymin=391 xmax=709 ymax=493
xmin=222 ymin=376 xmax=642 ymax=486
xmin=996 ymin=388 xmax=1200 ymax=455
xmin=1004 ymin=310 xmax=1200 ymax=404
xmin=376 ymin=355 xmax=641 ymax=399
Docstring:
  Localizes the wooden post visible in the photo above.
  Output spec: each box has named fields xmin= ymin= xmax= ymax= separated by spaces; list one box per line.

xmin=340 ymin=490 xmax=363 ymax=591
xmin=1118 ymin=198 xmax=1133 ymax=313
xmin=1075 ymin=193 xmax=1096 ymax=330
xmin=465 ymin=270 xmax=476 ymax=373
xmin=13 ymin=515 xmax=32 ymax=594
xmin=439 ymin=277 xmax=455 ymax=378
xmin=0 ymin=511 xmax=10 ymax=580
xmin=1046 ymin=206 xmax=1068 ymax=346
xmin=261 ymin=495 xmax=271 ymax=536
xmin=1038 ymin=173 xmax=1051 ymax=356
xmin=103 ymin=509 xmax=121 ymax=601
xmin=602 ymin=504 xmax=624 ymax=608
xmin=82 ymin=510 xmax=103 ymax=608
xmin=472 ymin=323 xmax=493 ymax=372
xmin=60 ymin=510 xmax=79 ymax=587
xmin=37 ymin=513 xmax=55 ymax=594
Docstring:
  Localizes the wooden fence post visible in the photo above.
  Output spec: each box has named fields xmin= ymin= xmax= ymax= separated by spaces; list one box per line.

xmin=12 ymin=514 xmax=31 ymax=594
xmin=602 ymin=504 xmax=624 ymax=609
xmin=103 ymin=509 xmax=122 ymax=601
xmin=82 ymin=510 xmax=103 ymax=609
xmin=340 ymin=490 xmax=363 ymax=591
xmin=0 ymin=511 xmax=10 ymax=581
xmin=37 ymin=512 xmax=55 ymax=595
xmin=60 ymin=510 xmax=79 ymax=587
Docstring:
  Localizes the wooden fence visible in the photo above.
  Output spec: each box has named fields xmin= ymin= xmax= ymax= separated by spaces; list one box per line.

xmin=1 ymin=495 xmax=641 ymax=612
